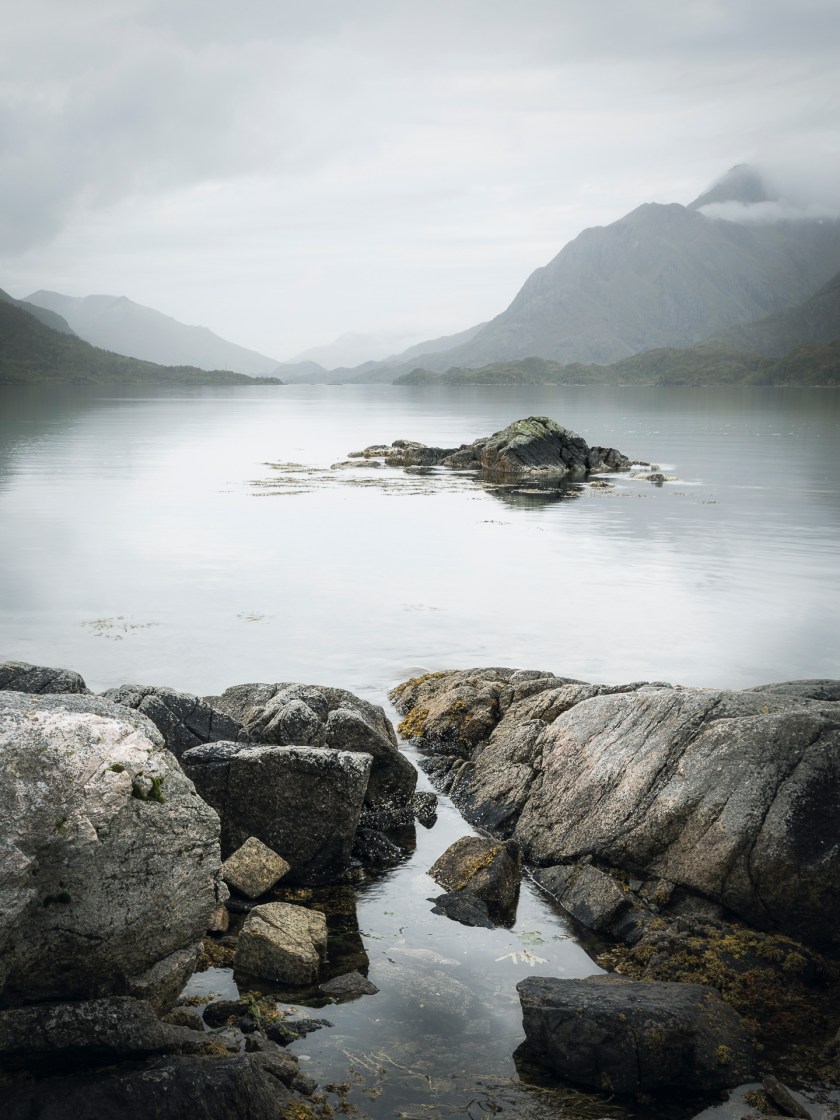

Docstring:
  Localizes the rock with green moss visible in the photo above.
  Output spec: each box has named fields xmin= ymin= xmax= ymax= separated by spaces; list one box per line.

xmin=518 ymin=975 xmax=755 ymax=1096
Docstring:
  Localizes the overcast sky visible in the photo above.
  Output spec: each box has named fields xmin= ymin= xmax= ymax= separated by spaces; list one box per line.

xmin=2 ymin=0 xmax=838 ymax=361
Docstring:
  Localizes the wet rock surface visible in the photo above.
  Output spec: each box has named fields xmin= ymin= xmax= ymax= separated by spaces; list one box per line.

xmin=429 ymin=835 xmax=522 ymax=923
xmin=181 ymin=741 xmax=371 ymax=882
xmin=430 ymin=890 xmax=495 ymax=928
xmin=102 ymin=684 xmax=244 ymax=759
xmin=518 ymin=974 xmax=755 ymax=1096
xmin=319 ymin=970 xmax=380 ymax=1001
xmin=206 ymin=681 xmax=416 ymax=806
xmin=0 ymin=691 xmax=221 ymax=1008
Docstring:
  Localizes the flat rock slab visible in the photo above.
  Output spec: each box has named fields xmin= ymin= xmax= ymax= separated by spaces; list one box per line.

xmin=236 ymin=902 xmax=328 ymax=986
xmin=518 ymin=975 xmax=755 ymax=1096
xmin=222 ymin=837 xmax=290 ymax=899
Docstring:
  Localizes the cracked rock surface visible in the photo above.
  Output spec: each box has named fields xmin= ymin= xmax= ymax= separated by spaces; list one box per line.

xmin=392 ymin=668 xmax=840 ymax=944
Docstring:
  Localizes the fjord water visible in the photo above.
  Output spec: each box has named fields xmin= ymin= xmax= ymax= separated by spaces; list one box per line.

xmin=1 ymin=383 xmax=838 ymax=696
xmin=1 ymin=383 xmax=839 ymax=1117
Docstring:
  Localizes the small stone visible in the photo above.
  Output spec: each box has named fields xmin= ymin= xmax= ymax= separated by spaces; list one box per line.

xmin=761 ymin=1076 xmax=812 ymax=1119
xmin=222 ymin=837 xmax=291 ymax=899
xmin=429 ymin=836 xmax=521 ymax=921
xmin=203 ymin=999 xmax=251 ymax=1028
xmin=412 ymin=791 xmax=438 ymax=827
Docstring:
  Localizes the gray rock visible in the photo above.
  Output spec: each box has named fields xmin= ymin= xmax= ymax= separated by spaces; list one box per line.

xmin=747 ymin=679 xmax=840 ymax=703
xmin=518 ymin=975 xmax=755 ymax=1095
xmin=4 ymin=1050 xmax=303 ymax=1120
xmin=0 ymin=660 xmax=88 ymax=694
xmin=412 ymin=791 xmax=438 ymax=827
xmin=102 ymin=684 xmax=244 ymax=759
xmin=430 ymin=890 xmax=494 ymax=929
xmin=236 ymin=902 xmax=328 ymax=985
xmin=393 ymin=668 xmax=840 ymax=944
xmin=0 ymin=997 xmax=214 ymax=1071
xmin=533 ymin=864 xmax=633 ymax=933
xmin=181 ymin=742 xmax=371 ymax=883
xmin=126 ymin=944 xmax=204 ymax=1011
xmin=0 ymin=692 xmax=221 ymax=1007
xmin=319 ymin=970 xmax=379 ymax=1001
xmin=221 ymin=837 xmax=290 ymax=899
xmin=429 ymin=836 xmax=522 ymax=922
xmin=352 ymin=827 xmax=405 ymax=869
xmin=206 ymin=681 xmax=415 ymax=806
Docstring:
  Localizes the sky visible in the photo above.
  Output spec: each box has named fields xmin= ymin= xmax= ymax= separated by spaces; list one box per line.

xmin=1 ymin=0 xmax=839 ymax=363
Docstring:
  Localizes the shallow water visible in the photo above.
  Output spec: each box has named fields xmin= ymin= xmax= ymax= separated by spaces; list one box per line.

xmin=2 ymin=382 xmax=839 ymax=1117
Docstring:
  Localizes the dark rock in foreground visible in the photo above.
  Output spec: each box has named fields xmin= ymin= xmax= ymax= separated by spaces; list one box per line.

xmin=518 ymin=975 xmax=755 ymax=1096
xmin=182 ymin=742 xmax=371 ymax=882
xmin=350 ymin=416 xmax=633 ymax=482
xmin=0 ymin=659 xmax=88 ymax=694
xmin=392 ymin=668 xmax=840 ymax=945
xmin=207 ymin=681 xmax=416 ymax=806
xmin=4 ymin=1050 xmax=307 ymax=1120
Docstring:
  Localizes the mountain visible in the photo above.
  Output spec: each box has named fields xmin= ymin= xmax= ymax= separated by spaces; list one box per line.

xmin=0 ymin=293 xmax=281 ymax=386
xmin=704 ymin=270 xmax=840 ymax=356
xmin=24 ymin=291 xmax=280 ymax=374
xmin=0 ymin=287 xmax=76 ymax=335
xmin=352 ymin=164 xmax=840 ymax=380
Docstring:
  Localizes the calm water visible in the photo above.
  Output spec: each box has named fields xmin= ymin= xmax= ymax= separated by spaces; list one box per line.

xmin=1 ymin=383 xmax=839 ymax=1117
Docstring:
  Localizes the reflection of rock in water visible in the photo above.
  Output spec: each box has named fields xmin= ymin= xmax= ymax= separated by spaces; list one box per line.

xmin=490 ymin=483 xmax=583 ymax=510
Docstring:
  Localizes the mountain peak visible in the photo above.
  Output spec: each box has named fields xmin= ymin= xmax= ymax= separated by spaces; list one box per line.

xmin=688 ymin=164 xmax=774 ymax=210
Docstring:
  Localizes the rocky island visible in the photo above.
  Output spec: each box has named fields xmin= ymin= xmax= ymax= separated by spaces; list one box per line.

xmin=1 ymin=658 xmax=838 ymax=1119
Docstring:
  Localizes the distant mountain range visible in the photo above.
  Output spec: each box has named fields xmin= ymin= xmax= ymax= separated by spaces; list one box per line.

xmin=357 ymin=164 xmax=840 ymax=380
xmin=24 ymin=291 xmax=280 ymax=375
xmin=0 ymin=289 xmax=281 ymax=386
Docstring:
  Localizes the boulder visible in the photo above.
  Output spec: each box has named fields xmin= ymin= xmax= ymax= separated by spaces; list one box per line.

xmin=4 ymin=1050 xmax=305 ymax=1120
xmin=102 ymin=684 xmax=244 ymax=760
xmin=221 ymin=837 xmax=290 ymax=899
xmin=181 ymin=742 xmax=371 ymax=883
xmin=0 ymin=692 xmax=222 ymax=1008
xmin=0 ymin=997 xmax=214 ymax=1072
xmin=236 ymin=902 xmax=328 ymax=986
xmin=0 ymin=660 xmax=88 ymax=694
xmin=206 ymin=682 xmax=415 ymax=806
xmin=429 ymin=836 xmax=522 ymax=922
xmin=393 ymin=668 xmax=840 ymax=944
xmin=518 ymin=975 xmax=755 ymax=1096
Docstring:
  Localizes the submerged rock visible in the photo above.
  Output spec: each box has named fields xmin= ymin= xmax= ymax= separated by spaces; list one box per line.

xmin=102 ymin=684 xmax=244 ymax=760
xmin=319 ymin=970 xmax=379 ymax=1001
xmin=0 ymin=660 xmax=88 ymax=694
xmin=221 ymin=837 xmax=291 ymax=899
xmin=236 ymin=901 xmax=328 ymax=985
xmin=518 ymin=975 xmax=755 ymax=1096
xmin=0 ymin=691 xmax=221 ymax=1009
xmin=430 ymin=891 xmax=494 ymax=929
xmin=393 ymin=668 xmax=840 ymax=945
xmin=182 ymin=742 xmax=371 ymax=883
xmin=206 ymin=681 xmax=415 ymax=806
